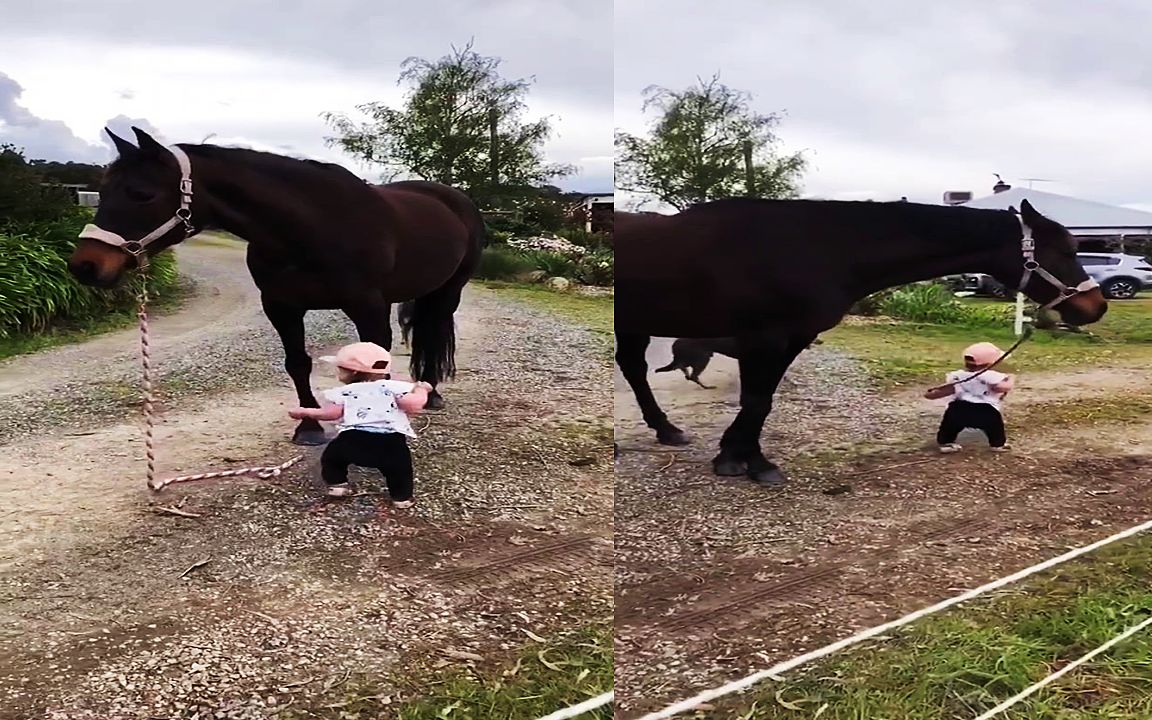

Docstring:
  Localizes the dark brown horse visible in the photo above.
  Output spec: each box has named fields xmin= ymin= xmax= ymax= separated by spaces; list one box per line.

xmin=68 ymin=127 xmax=484 ymax=446
xmin=616 ymin=198 xmax=1108 ymax=485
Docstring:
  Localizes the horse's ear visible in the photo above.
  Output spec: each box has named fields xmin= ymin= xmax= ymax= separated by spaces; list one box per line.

xmin=105 ymin=127 xmax=138 ymax=158
xmin=131 ymin=126 xmax=167 ymax=155
xmin=1019 ymin=198 xmax=1039 ymax=225
xmin=1007 ymin=205 xmax=1019 ymax=216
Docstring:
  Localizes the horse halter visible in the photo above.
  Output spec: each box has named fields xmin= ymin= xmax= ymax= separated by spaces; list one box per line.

xmin=1016 ymin=214 xmax=1098 ymax=310
xmin=77 ymin=145 xmax=195 ymax=270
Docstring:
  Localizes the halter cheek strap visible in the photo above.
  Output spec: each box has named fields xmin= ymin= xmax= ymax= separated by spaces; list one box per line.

xmin=77 ymin=145 xmax=195 ymax=270
xmin=1016 ymin=215 xmax=1099 ymax=310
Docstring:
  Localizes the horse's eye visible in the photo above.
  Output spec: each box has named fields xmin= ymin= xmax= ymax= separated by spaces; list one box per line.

xmin=125 ymin=185 xmax=155 ymax=203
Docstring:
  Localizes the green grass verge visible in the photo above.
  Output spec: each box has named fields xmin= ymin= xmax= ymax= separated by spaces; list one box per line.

xmin=825 ymin=297 xmax=1152 ymax=387
xmin=0 ymin=276 xmax=191 ymax=361
xmin=284 ymin=618 xmax=612 ymax=720
xmin=701 ymin=536 xmax=1152 ymax=719
xmin=476 ymin=280 xmax=614 ymax=357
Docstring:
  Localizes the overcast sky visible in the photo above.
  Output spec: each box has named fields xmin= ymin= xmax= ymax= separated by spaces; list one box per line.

xmin=0 ymin=0 xmax=611 ymax=192
xmin=616 ymin=0 xmax=1152 ymax=212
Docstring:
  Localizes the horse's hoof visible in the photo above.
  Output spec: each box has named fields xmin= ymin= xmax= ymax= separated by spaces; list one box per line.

xmin=657 ymin=429 xmax=690 ymax=446
xmin=712 ymin=458 xmax=748 ymax=476
xmin=425 ymin=393 xmax=446 ymax=411
xmin=748 ymin=465 xmax=787 ymax=486
xmin=613 ymin=443 xmax=621 ymax=460
xmin=292 ymin=429 xmax=329 ymax=446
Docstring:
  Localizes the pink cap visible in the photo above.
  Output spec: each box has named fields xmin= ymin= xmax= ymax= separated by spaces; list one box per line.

xmin=963 ymin=342 xmax=1003 ymax=366
xmin=319 ymin=342 xmax=392 ymax=374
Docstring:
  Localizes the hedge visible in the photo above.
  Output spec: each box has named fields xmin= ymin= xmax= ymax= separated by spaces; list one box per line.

xmin=0 ymin=210 xmax=179 ymax=339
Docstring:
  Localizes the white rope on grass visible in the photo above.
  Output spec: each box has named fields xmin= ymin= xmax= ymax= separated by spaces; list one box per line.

xmin=534 ymin=691 xmax=614 ymax=720
xmin=637 ymin=515 xmax=1152 ymax=720
xmin=972 ymin=613 xmax=1152 ymax=720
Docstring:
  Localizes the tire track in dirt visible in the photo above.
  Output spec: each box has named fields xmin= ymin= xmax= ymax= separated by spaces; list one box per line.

xmin=620 ymin=455 xmax=1152 ymax=638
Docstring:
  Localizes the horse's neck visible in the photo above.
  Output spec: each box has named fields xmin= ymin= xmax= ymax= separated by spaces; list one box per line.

xmin=193 ymin=154 xmax=322 ymax=250
xmin=850 ymin=220 xmax=1014 ymax=296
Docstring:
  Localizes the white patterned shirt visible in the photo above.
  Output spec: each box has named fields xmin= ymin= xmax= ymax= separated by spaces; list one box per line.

xmin=322 ymin=380 xmax=417 ymax=437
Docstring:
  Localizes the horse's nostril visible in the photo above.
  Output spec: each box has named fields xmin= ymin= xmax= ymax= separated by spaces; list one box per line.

xmin=70 ymin=261 xmax=98 ymax=283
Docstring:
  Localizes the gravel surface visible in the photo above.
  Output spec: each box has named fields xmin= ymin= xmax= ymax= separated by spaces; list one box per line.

xmin=613 ymin=335 xmax=1152 ymax=717
xmin=0 ymin=238 xmax=613 ymax=719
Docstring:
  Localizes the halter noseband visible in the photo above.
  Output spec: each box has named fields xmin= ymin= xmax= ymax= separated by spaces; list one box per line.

xmin=77 ymin=145 xmax=195 ymax=270
xmin=1016 ymin=214 xmax=1098 ymax=310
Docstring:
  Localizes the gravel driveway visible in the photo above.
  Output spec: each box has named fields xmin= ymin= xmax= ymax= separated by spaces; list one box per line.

xmin=0 ymin=236 xmax=613 ymax=719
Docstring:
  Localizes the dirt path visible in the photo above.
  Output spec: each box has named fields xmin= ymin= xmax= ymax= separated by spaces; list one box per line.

xmin=0 ymin=239 xmax=613 ymax=719
xmin=614 ymin=336 xmax=1152 ymax=717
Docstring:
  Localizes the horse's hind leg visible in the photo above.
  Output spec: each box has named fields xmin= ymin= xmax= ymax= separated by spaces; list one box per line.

xmin=714 ymin=334 xmax=813 ymax=485
xmin=616 ymin=333 xmax=688 ymax=446
xmin=346 ymin=301 xmax=394 ymax=351
xmin=262 ymin=298 xmax=327 ymax=446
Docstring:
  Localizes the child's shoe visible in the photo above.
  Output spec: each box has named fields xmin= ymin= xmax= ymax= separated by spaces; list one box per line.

xmin=938 ymin=443 xmax=963 ymax=454
xmin=392 ymin=498 xmax=415 ymax=509
xmin=991 ymin=444 xmax=1011 ymax=453
xmin=326 ymin=483 xmax=354 ymax=497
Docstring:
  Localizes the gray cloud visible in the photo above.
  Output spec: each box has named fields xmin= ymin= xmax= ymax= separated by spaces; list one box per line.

xmin=0 ymin=72 xmax=106 ymax=162
xmin=615 ymin=0 xmax=1152 ymax=207
xmin=3 ymin=0 xmax=611 ymax=113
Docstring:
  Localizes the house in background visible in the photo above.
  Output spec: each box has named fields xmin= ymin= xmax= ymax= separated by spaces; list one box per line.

xmin=580 ymin=193 xmax=613 ymax=233
xmin=946 ymin=180 xmax=1152 ymax=254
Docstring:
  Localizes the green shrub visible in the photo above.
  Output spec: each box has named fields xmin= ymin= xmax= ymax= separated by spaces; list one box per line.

xmin=875 ymin=282 xmax=1009 ymax=327
xmin=555 ymin=228 xmax=613 ymax=252
xmin=473 ymin=245 xmax=537 ymax=281
xmin=574 ymin=250 xmax=613 ymax=286
xmin=527 ymin=250 xmax=579 ymax=279
xmin=0 ymin=211 xmax=179 ymax=339
xmin=850 ymin=287 xmax=898 ymax=317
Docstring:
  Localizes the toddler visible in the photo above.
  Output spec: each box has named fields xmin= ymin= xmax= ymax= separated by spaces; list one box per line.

xmin=289 ymin=342 xmax=431 ymax=506
xmin=923 ymin=342 xmax=1015 ymax=454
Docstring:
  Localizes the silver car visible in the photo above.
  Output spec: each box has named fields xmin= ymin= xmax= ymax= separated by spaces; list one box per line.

xmin=1078 ymin=253 xmax=1152 ymax=299
xmin=950 ymin=253 xmax=1152 ymax=300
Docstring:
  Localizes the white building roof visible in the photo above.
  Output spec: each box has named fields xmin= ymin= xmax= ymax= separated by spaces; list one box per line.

xmin=961 ymin=187 xmax=1152 ymax=236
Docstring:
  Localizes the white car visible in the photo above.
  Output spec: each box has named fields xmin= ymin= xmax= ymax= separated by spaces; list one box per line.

xmin=1078 ymin=253 xmax=1152 ymax=300
xmin=951 ymin=253 xmax=1152 ymax=300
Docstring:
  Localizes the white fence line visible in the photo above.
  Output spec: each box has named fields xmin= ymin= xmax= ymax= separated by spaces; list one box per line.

xmin=535 ymin=691 xmax=614 ymax=720
xmin=637 ymin=515 xmax=1152 ymax=719
xmin=973 ymin=613 xmax=1152 ymax=720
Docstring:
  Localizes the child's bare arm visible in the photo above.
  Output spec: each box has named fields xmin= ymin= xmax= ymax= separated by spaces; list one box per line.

xmin=397 ymin=382 xmax=433 ymax=414
xmin=923 ymin=384 xmax=954 ymax=400
xmin=289 ymin=403 xmax=344 ymax=421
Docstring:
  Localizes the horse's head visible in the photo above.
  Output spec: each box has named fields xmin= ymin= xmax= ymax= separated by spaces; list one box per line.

xmin=68 ymin=127 xmax=196 ymax=288
xmin=993 ymin=199 xmax=1107 ymax=327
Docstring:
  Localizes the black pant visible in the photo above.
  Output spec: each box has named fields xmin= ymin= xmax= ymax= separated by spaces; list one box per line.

xmin=937 ymin=400 xmax=1007 ymax=448
xmin=320 ymin=430 xmax=413 ymax=501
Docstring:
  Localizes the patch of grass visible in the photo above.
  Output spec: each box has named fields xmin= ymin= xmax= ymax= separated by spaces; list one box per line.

xmin=0 ymin=276 xmax=192 ymax=361
xmin=827 ymin=298 xmax=1152 ymax=387
xmin=286 ymin=619 xmax=612 ymax=720
xmin=1017 ymin=393 xmax=1152 ymax=429
xmin=477 ymin=280 xmax=613 ymax=357
xmin=702 ymin=535 xmax=1152 ymax=719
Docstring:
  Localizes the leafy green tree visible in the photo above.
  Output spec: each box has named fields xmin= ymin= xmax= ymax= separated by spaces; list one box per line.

xmin=615 ymin=74 xmax=808 ymax=210
xmin=323 ymin=41 xmax=574 ymax=202
xmin=0 ymin=145 xmax=75 ymax=225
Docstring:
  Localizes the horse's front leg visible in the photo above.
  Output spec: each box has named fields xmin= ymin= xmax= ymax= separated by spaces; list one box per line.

xmin=262 ymin=298 xmax=328 ymax=446
xmin=616 ymin=333 xmax=689 ymax=448
xmin=713 ymin=334 xmax=814 ymax=485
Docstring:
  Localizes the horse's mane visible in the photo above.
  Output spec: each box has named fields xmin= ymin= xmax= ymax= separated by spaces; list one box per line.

xmin=684 ymin=196 xmax=1019 ymax=246
xmin=180 ymin=143 xmax=360 ymax=181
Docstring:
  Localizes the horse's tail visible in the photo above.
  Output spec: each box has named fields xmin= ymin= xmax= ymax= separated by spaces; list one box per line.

xmin=397 ymin=301 xmax=415 ymax=347
xmin=408 ymin=187 xmax=485 ymax=386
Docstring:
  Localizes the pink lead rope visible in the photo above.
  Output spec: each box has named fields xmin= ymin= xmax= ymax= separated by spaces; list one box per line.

xmin=137 ymin=281 xmax=302 ymax=492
